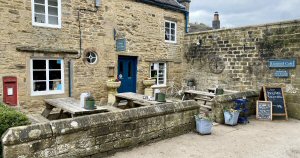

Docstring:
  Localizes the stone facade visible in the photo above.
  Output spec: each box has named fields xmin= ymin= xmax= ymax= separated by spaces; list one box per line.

xmin=0 ymin=0 xmax=187 ymax=113
xmin=182 ymin=20 xmax=300 ymax=119
xmin=2 ymin=101 xmax=199 ymax=158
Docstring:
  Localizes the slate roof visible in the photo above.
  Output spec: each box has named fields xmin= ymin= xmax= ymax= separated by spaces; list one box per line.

xmin=139 ymin=0 xmax=186 ymax=12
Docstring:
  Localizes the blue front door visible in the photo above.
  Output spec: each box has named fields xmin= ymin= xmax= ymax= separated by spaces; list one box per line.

xmin=118 ymin=56 xmax=137 ymax=93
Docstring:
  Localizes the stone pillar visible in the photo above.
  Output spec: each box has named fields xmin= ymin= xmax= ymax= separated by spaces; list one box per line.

xmin=106 ymin=81 xmax=121 ymax=105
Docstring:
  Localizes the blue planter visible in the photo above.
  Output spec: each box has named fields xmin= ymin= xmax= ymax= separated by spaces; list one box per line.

xmin=224 ymin=111 xmax=240 ymax=126
xmin=195 ymin=118 xmax=213 ymax=135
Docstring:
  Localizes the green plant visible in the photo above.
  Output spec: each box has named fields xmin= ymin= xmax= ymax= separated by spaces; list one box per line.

xmin=0 ymin=103 xmax=30 ymax=158
xmin=195 ymin=112 xmax=213 ymax=122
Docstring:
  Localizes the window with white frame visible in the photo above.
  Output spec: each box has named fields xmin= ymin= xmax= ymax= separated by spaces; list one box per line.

xmin=150 ymin=63 xmax=167 ymax=86
xmin=165 ymin=20 xmax=176 ymax=43
xmin=32 ymin=0 xmax=61 ymax=28
xmin=31 ymin=59 xmax=64 ymax=96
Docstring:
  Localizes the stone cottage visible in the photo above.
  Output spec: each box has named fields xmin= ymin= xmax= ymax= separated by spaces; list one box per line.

xmin=0 ymin=0 xmax=191 ymax=113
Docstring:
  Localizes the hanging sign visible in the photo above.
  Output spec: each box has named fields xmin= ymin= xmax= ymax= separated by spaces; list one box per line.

xmin=116 ymin=39 xmax=126 ymax=52
xmin=268 ymin=59 xmax=296 ymax=68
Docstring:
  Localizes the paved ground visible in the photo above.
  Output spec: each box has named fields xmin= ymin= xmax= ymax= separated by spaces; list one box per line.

xmin=110 ymin=118 xmax=300 ymax=158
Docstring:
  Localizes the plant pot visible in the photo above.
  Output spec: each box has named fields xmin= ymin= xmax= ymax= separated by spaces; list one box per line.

xmin=195 ymin=118 xmax=213 ymax=135
xmin=224 ymin=110 xmax=240 ymax=126
xmin=143 ymin=79 xmax=156 ymax=87
xmin=85 ymin=100 xmax=96 ymax=110
xmin=106 ymin=81 xmax=121 ymax=89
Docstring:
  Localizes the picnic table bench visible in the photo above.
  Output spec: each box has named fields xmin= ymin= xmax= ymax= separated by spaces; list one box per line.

xmin=113 ymin=92 xmax=170 ymax=107
xmin=42 ymin=97 xmax=108 ymax=118
xmin=182 ymin=90 xmax=216 ymax=101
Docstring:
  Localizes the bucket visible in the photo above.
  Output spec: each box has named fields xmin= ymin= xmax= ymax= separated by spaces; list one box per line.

xmin=195 ymin=118 xmax=213 ymax=135
xmin=84 ymin=100 xmax=96 ymax=110
xmin=224 ymin=111 xmax=240 ymax=126
xmin=155 ymin=93 xmax=166 ymax=102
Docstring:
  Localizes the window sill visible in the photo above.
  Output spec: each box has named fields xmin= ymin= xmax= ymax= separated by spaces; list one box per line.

xmin=165 ymin=40 xmax=177 ymax=44
xmin=32 ymin=23 xmax=62 ymax=29
xmin=31 ymin=91 xmax=64 ymax=97
xmin=151 ymin=85 xmax=167 ymax=88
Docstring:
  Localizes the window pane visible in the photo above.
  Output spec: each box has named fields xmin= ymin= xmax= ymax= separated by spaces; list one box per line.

xmin=34 ymin=14 xmax=45 ymax=23
xmin=49 ymin=71 xmax=61 ymax=80
xmin=48 ymin=6 xmax=58 ymax=16
xmin=49 ymin=16 xmax=58 ymax=25
xmin=33 ymin=71 xmax=46 ymax=80
xmin=49 ymin=60 xmax=61 ymax=69
xmin=48 ymin=0 xmax=58 ymax=6
xmin=171 ymin=29 xmax=175 ymax=35
xmin=159 ymin=80 xmax=164 ymax=84
xmin=35 ymin=4 xmax=45 ymax=14
xmin=33 ymin=60 xmax=46 ymax=69
xmin=128 ymin=62 xmax=132 ymax=77
xmin=171 ymin=23 xmax=175 ymax=29
xmin=33 ymin=82 xmax=46 ymax=91
xmin=171 ymin=35 xmax=175 ymax=41
xmin=49 ymin=80 xmax=62 ymax=90
xmin=165 ymin=22 xmax=170 ymax=28
xmin=34 ymin=0 xmax=45 ymax=4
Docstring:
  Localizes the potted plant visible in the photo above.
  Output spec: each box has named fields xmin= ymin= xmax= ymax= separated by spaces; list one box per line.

xmin=223 ymin=107 xmax=240 ymax=126
xmin=195 ymin=112 xmax=213 ymax=135
xmin=85 ymin=95 xmax=96 ymax=110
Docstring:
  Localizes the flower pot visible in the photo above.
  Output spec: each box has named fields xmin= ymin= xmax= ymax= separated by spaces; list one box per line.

xmin=85 ymin=100 xmax=96 ymax=110
xmin=195 ymin=118 xmax=213 ymax=135
xmin=106 ymin=81 xmax=121 ymax=89
xmin=143 ymin=79 xmax=156 ymax=87
xmin=224 ymin=110 xmax=240 ymax=126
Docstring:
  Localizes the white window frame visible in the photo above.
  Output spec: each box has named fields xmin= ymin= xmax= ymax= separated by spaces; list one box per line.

xmin=150 ymin=62 xmax=167 ymax=87
xmin=165 ymin=20 xmax=177 ymax=43
xmin=31 ymin=0 xmax=62 ymax=28
xmin=30 ymin=59 xmax=65 ymax=96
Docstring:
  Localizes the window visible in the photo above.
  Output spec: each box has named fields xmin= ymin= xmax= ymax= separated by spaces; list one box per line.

xmin=85 ymin=51 xmax=98 ymax=65
xmin=150 ymin=63 xmax=167 ymax=86
xmin=31 ymin=59 xmax=64 ymax=96
xmin=32 ymin=0 xmax=61 ymax=28
xmin=165 ymin=20 xmax=176 ymax=43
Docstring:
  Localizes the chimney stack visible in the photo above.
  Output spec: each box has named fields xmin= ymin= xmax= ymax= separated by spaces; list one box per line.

xmin=212 ymin=12 xmax=220 ymax=29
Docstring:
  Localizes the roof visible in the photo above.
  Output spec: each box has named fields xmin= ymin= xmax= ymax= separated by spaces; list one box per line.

xmin=189 ymin=23 xmax=212 ymax=32
xmin=139 ymin=0 xmax=187 ymax=12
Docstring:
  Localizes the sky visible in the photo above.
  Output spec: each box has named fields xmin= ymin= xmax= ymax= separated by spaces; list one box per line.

xmin=189 ymin=0 xmax=300 ymax=28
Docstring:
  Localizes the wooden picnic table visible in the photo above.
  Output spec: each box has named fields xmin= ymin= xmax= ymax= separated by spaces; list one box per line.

xmin=42 ymin=97 xmax=108 ymax=118
xmin=182 ymin=90 xmax=216 ymax=101
xmin=113 ymin=92 xmax=169 ymax=107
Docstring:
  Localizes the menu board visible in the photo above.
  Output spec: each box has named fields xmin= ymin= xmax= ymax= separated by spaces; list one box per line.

xmin=256 ymin=101 xmax=272 ymax=120
xmin=264 ymin=87 xmax=285 ymax=114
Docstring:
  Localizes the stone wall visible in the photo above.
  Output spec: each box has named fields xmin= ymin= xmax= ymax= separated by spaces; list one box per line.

xmin=2 ymin=101 xmax=199 ymax=158
xmin=0 ymin=0 xmax=186 ymax=113
xmin=182 ymin=20 xmax=300 ymax=119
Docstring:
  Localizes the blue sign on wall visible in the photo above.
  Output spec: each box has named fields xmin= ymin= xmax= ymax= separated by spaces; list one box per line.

xmin=274 ymin=70 xmax=289 ymax=78
xmin=268 ymin=59 xmax=297 ymax=68
xmin=116 ymin=39 xmax=126 ymax=52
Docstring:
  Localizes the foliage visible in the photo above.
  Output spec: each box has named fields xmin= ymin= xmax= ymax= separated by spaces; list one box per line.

xmin=195 ymin=112 xmax=213 ymax=122
xmin=108 ymin=78 xmax=120 ymax=82
xmin=0 ymin=103 xmax=30 ymax=158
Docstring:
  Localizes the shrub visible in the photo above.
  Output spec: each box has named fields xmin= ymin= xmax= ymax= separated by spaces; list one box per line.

xmin=0 ymin=103 xmax=30 ymax=158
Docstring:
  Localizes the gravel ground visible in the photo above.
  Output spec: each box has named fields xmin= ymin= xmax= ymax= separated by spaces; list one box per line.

xmin=110 ymin=118 xmax=300 ymax=158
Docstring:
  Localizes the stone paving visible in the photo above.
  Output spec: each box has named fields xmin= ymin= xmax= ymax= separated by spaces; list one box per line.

xmin=110 ymin=118 xmax=300 ymax=158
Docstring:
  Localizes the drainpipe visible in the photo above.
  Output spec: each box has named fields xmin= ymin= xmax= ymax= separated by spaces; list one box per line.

xmin=185 ymin=11 xmax=189 ymax=33
xmin=68 ymin=60 xmax=73 ymax=97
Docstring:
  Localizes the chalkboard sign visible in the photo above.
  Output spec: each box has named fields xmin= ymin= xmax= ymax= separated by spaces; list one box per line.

xmin=116 ymin=39 xmax=126 ymax=52
xmin=256 ymin=101 xmax=272 ymax=120
xmin=263 ymin=86 xmax=288 ymax=120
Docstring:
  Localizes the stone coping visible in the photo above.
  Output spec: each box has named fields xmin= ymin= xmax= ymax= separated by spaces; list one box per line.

xmin=213 ymin=90 xmax=259 ymax=103
xmin=16 ymin=46 xmax=78 ymax=54
xmin=1 ymin=100 xmax=199 ymax=146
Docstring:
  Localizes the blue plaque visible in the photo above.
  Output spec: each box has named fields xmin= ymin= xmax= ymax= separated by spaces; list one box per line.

xmin=274 ymin=70 xmax=289 ymax=78
xmin=116 ymin=39 xmax=126 ymax=52
xmin=268 ymin=59 xmax=297 ymax=68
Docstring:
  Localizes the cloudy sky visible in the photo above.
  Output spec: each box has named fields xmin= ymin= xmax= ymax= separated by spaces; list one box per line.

xmin=189 ymin=0 xmax=300 ymax=28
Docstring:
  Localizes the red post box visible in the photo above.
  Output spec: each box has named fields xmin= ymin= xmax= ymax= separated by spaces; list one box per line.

xmin=3 ymin=77 xmax=18 ymax=106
